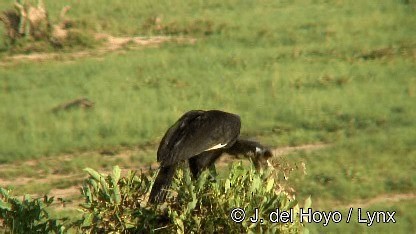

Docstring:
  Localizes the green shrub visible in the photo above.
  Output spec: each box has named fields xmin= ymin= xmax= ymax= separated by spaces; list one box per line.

xmin=0 ymin=188 xmax=68 ymax=233
xmin=0 ymin=163 xmax=310 ymax=233
xmin=79 ymin=164 xmax=309 ymax=233
xmin=78 ymin=167 xmax=158 ymax=233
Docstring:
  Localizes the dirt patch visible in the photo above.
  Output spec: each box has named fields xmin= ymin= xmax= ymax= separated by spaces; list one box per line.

xmin=344 ymin=193 xmax=416 ymax=209
xmin=0 ymin=33 xmax=196 ymax=65
xmin=39 ymin=143 xmax=327 ymax=199
xmin=48 ymin=186 xmax=81 ymax=200
xmin=4 ymin=143 xmax=412 ymax=212
xmin=0 ymin=173 xmax=82 ymax=187
xmin=216 ymin=143 xmax=328 ymax=165
xmin=272 ymin=143 xmax=328 ymax=156
xmin=0 ymin=143 xmax=327 ymax=199
xmin=0 ymin=145 xmax=150 ymax=175
xmin=313 ymin=193 xmax=416 ymax=211
xmin=96 ymin=33 xmax=196 ymax=50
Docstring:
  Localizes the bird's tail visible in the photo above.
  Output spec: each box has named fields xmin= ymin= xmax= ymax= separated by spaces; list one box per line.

xmin=148 ymin=165 xmax=177 ymax=204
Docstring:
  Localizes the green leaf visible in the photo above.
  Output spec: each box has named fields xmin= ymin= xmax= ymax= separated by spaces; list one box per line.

xmin=0 ymin=200 xmax=12 ymax=210
xmin=82 ymin=213 xmax=93 ymax=227
xmin=175 ymin=218 xmax=184 ymax=234
xmin=187 ymin=198 xmax=197 ymax=211
xmin=125 ymin=222 xmax=135 ymax=229
xmin=84 ymin=168 xmax=102 ymax=181
xmin=196 ymin=172 xmax=208 ymax=191
xmin=89 ymin=179 xmax=99 ymax=191
xmin=24 ymin=194 xmax=31 ymax=201
xmin=113 ymin=186 xmax=121 ymax=205
xmin=112 ymin=165 xmax=121 ymax=183
xmin=99 ymin=176 xmax=109 ymax=194
xmin=224 ymin=178 xmax=231 ymax=193
xmin=266 ymin=177 xmax=274 ymax=192
xmin=0 ymin=188 xmax=9 ymax=197
xmin=304 ymin=196 xmax=312 ymax=210
xmin=286 ymin=199 xmax=298 ymax=209
xmin=250 ymin=177 xmax=261 ymax=192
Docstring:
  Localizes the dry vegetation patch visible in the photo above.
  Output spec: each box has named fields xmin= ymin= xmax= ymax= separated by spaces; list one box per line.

xmin=0 ymin=33 xmax=196 ymax=65
xmin=0 ymin=1 xmax=197 ymax=65
xmin=0 ymin=143 xmax=325 ymax=201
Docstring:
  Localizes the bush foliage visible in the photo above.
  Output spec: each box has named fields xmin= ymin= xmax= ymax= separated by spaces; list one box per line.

xmin=0 ymin=163 xmax=309 ymax=233
xmin=0 ymin=188 xmax=68 ymax=233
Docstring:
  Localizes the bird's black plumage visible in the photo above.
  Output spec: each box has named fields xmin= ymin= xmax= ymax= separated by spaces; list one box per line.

xmin=149 ymin=110 xmax=241 ymax=204
xmin=187 ymin=139 xmax=273 ymax=179
xmin=148 ymin=110 xmax=273 ymax=204
xmin=157 ymin=110 xmax=241 ymax=167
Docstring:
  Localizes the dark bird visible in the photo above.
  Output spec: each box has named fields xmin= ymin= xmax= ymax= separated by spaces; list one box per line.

xmin=188 ymin=139 xmax=273 ymax=179
xmin=148 ymin=110 xmax=273 ymax=204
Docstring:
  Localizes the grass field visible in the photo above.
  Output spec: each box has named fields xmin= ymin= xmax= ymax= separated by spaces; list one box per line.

xmin=1 ymin=0 xmax=415 ymax=233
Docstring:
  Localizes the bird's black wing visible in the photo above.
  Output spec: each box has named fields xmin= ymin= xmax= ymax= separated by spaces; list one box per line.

xmin=157 ymin=110 xmax=205 ymax=162
xmin=157 ymin=110 xmax=241 ymax=167
xmin=148 ymin=164 xmax=177 ymax=204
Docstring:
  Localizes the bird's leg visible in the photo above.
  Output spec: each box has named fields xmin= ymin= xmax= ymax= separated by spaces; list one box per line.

xmin=188 ymin=150 xmax=223 ymax=180
xmin=188 ymin=157 xmax=200 ymax=180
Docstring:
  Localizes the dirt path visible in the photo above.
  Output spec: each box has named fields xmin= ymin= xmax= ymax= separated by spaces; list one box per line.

xmin=0 ymin=143 xmax=328 ymax=199
xmin=0 ymin=34 xmax=196 ymax=65
xmin=311 ymin=192 xmax=416 ymax=213
xmin=272 ymin=143 xmax=328 ymax=156
xmin=344 ymin=193 xmax=416 ymax=209
xmin=1 ymin=143 xmax=413 ymax=212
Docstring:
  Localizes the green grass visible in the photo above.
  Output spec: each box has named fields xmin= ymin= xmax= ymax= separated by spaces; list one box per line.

xmin=1 ymin=42 xmax=414 ymax=160
xmin=0 ymin=0 xmax=415 ymax=232
xmin=287 ymin=127 xmax=416 ymax=201
xmin=308 ymin=199 xmax=416 ymax=233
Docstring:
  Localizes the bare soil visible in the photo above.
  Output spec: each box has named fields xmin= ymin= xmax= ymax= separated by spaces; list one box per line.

xmin=0 ymin=34 xmax=196 ymax=65
xmin=344 ymin=193 xmax=416 ymax=209
xmin=0 ymin=143 xmax=326 ymax=199
xmin=1 ymin=142 xmax=412 ymax=212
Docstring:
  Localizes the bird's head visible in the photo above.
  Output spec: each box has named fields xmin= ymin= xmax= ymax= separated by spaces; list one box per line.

xmin=224 ymin=139 xmax=274 ymax=170
xmin=252 ymin=146 xmax=274 ymax=170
